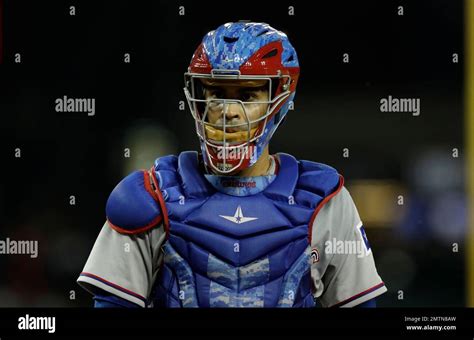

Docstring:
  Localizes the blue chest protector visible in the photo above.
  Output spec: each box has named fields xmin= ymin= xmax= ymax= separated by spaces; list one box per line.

xmin=146 ymin=151 xmax=342 ymax=308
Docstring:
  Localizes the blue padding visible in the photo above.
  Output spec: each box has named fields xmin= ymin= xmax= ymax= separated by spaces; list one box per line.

xmin=149 ymin=151 xmax=344 ymax=308
xmin=195 ymin=272 xmax=211 ymax=308
xmin=263 ymin=276 xmax=284 ymax=307
xmin=297 ymin=170 xmax=340 ymax=197
xmin=184 ymin=193 xmax=294 ymax=237
xmin=293 ymin=189 xmax=324 ymax=210
xmin=106 ymin=170 xmax=161 ymax=232
xmin=154 ymin=154 xmax=178 ymax=171
xmin=264 ymin=153 xmax=299 ymax=199
xmin=157 ymin=170 xmax=181 ymax=189
xmin=177 ymin=151 xmax=214 ymax=198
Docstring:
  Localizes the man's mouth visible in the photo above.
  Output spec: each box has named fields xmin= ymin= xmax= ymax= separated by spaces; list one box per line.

xmin=205 ymin=125 xmax=258 ymax=143
xmin=224 ymin=126 xmax=243 ymax=133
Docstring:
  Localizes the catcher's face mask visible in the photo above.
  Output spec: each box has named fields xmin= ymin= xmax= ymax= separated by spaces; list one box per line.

xmin=184 ymin=72 xmax=291 ymax=174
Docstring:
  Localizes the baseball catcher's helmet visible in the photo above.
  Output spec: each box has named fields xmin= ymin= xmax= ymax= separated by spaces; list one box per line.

xmin=184 ymin=21 xmax=300 ymax=174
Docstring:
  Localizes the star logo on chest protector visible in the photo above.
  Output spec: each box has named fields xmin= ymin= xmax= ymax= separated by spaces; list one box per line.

xmin=219 ymin=205 xmax=258 ymax=224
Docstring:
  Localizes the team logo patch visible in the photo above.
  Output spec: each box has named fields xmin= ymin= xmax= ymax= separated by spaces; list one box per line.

xmin=204 ymin=174 xmax=276 ymax=196
xmin=357 ymin=222 xmax=371 ymax=254
xmin=311 ymin=248 xmax=320 ymax=264
xmin=219 ymin=205 xmax=258 ymax=224
xmin=221 ymin=179 xmax=256 ymax=188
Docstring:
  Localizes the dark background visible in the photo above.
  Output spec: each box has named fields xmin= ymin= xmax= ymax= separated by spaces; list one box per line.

xmin=0 ymin=0 xmax=465 ymax=306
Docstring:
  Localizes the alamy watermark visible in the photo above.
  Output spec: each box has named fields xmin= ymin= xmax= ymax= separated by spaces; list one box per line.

xmin=55 ymin=95 xmax=95 ymax=116
xmin=324 ymin=238 xmax=370 ymax=258
xmin=18 ymin=314 xmax=55 ymax=333
xmin=324 ymin=222 xmax=372 ymax=258
xmin=217 ymin=145 xmax=257 ymax=162
xmin=0 ymin=238 xmax=38 ymax=258
xmin=380 ymin=95 xmax=420 ymax=116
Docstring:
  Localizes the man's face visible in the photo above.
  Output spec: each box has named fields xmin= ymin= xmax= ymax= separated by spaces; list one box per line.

xmin=201 ymin=79 xmax=269 ymax=133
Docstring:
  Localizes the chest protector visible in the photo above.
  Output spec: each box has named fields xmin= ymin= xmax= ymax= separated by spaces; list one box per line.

xmin=150 ymin=151 xmax=342 ymax=308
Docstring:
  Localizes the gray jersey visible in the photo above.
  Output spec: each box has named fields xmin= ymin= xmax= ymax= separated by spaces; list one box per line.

xmin=78 ymin=223 xmax=166 ymax=307
xmin=310 ymin=187 xmax=387 ymax=307
xmin=77 ymin=185 xmax=386 ymax=307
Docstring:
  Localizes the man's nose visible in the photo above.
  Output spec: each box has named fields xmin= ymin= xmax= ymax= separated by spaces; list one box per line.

xmin=224 ymin=103 xmax=242 ymax=121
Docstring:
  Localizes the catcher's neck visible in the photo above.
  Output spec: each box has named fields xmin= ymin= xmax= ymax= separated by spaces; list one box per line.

xmin=235 ymin=146 xmax=271 ymax=177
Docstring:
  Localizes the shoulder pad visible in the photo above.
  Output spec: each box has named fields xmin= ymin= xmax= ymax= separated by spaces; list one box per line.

xmin=299 ymin=160 xmax=345 ymax=243
xmin=297 ymin=160 xmax=342 ymax=197
xmin=106 ymin=170 xmax=162 ymax=234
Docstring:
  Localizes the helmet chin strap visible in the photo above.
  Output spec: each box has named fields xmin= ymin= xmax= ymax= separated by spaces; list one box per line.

xmin=205 ymin=153 xmax=275 ymax=178
xmin=219 ymin=146 xmax=272 ymax=177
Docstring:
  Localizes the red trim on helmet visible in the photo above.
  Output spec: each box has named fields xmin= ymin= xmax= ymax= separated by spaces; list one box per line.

xmin=189 ymin=43 xmax=212 ymax=74
xmin=239 ymin=40 xmax=300 ymax=133
xmin=239 ymin=40 xmax=300 ymax=98
xmin=240 ymin=41 xmax=287 ymax=75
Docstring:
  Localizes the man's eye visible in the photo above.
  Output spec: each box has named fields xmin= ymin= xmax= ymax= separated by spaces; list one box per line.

xmin=209 ymin=90 xmax=223 ymax=98
xmin=241 ymin=92 xmax=256 ymax=101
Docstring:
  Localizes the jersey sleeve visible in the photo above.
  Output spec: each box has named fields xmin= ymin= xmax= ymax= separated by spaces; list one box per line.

xmin=310 ymin=187 xmax=387 ymax=308
xmin=77 ymin=221 xmax=166 ymax=307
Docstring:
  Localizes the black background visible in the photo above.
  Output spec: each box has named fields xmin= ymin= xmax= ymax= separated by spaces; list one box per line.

xmin=0 ymin=0 xmax=465 ymax=307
